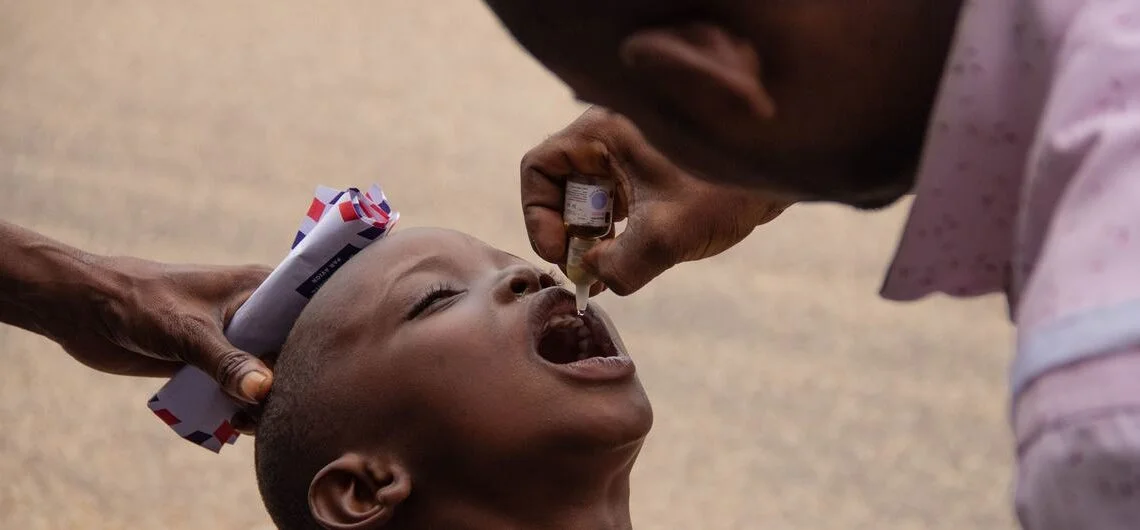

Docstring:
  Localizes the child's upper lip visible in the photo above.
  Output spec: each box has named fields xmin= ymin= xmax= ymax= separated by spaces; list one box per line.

xmin=527 ymin=287 xmax=581 ymax=333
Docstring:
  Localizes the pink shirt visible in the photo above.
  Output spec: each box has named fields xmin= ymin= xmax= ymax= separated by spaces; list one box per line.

xmin=880 ymin=0 xmax=1140 ymax=399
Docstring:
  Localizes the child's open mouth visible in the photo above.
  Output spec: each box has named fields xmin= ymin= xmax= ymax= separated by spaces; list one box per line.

xmin=530 ymin=289 xmax=634 ymax=382
xmin=537 ymin=313 xmax=616 ymax=363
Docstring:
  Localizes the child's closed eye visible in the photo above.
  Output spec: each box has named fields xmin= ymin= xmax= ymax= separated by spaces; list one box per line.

xmin=406 ymin=283 xmax=463 ymax=320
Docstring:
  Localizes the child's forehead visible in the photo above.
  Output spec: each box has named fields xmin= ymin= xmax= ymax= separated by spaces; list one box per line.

xmin=385 ymin=227 xmax=475 ymax=252
xmin=361 ymin=227 xmax=523 ymax=280
xmin=302 ymin=229 xmax=497 ymax=331
xmin=380 ymin=227 xmax=488 ymax=260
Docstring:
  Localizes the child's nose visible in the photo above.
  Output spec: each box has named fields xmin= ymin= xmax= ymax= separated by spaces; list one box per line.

xmin=499 ymin=265 xmax=557 ymax=302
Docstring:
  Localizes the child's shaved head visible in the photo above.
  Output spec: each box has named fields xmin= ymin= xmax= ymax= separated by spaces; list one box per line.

xmin=483 ymin=0 xmax=964 ymax=207
xmin=256 ymin=228 xmax=652 ymax=529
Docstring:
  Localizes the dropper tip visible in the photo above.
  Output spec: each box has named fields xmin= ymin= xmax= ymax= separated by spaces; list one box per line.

xmin=575 ymin=283 xmax=590 ymax=315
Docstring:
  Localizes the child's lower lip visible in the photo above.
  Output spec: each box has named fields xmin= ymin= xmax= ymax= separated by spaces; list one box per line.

xmin=543 ymin=353 xmax=636 ymax=382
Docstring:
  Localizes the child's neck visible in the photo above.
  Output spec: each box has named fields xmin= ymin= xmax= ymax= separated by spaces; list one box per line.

xmin=417 ymin=489 xmax=634 ymax=530
xmin=402 ymin=448 xmax=639 ymax=529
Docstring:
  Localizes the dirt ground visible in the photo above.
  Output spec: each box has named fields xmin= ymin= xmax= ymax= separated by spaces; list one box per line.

xmin=0 ymin=2 xmax=1018 ymax=529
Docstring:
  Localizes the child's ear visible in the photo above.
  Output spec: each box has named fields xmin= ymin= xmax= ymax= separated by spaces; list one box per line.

xmin=308 ymin=453 xmax=412 ymax=529
xmin=619 ymin=23 xmax=775 ymax=144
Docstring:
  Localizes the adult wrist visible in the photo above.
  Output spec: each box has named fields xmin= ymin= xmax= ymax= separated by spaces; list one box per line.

xmin=0 ymin=223 xmax=123 ymax=344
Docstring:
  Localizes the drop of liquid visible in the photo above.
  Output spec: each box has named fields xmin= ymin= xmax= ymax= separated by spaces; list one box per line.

xmin=575 ymin=283 xmax=589 ymax=315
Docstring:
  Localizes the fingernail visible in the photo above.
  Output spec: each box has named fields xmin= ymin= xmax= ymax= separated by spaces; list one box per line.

xmin=239 ymin=371 xmax=269 ymax=403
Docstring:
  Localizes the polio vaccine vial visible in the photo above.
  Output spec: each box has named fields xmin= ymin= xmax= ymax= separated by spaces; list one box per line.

xmin=562 ymin=174 xmax=615 ymax=314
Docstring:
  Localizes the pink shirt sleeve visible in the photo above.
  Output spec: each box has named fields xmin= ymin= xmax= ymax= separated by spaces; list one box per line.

xmin=1011 ymin=0 xmax=1140 ymax=397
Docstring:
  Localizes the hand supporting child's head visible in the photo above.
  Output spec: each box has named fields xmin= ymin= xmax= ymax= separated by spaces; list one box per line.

xmin=255 ymin=227 xmax=652 ymax=529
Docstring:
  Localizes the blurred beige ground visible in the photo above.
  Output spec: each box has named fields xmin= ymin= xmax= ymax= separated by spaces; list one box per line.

xmin=0 ymin=2 xmax=1018 ymax=529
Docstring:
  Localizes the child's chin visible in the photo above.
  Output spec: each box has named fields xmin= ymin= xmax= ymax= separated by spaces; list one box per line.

xmin=568 ymin=389 xmax=654 ymax=449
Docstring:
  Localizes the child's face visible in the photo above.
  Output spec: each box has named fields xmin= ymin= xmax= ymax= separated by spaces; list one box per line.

xmin=317 ymin=227 xmax=652 ymax=474
xmin=484 ymin=0 xmax=962 ymax=207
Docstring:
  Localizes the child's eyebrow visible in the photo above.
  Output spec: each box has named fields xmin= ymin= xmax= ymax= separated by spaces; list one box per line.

xmin=389 ymin=253 xmax=462 ymax=281
xmin=494 ymin=249 xmax=540 ymax=270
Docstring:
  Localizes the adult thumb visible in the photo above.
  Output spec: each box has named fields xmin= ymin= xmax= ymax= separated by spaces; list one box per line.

xmin=192 ymin=334 xmax=274 ymax=405
xmin=584 ymin=226 xmax=678 ymax=296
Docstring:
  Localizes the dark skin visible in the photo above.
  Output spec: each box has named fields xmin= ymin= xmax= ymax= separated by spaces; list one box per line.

xmin=0 ymin=221 xmax=273 ymax=405
xmin=487 ymin=0 xmax=964 ymax=294
xmin=296 ymin=228 xmax=652 ymax=529
xmin=2 ymin=1 xmax=962 ymax=439
xmin=521 ymin=107 xmax=790 ymax=296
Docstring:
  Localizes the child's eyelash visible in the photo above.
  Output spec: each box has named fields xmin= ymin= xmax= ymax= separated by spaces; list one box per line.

xmin=406 ymin=270 xmax=562 ymax=320
xmin=406 ymin=282 xmax=460 ymax=320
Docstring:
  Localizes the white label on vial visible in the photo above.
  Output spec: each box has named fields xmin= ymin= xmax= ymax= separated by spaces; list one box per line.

xmin=564 ymin=180 xmax=613 ymax=227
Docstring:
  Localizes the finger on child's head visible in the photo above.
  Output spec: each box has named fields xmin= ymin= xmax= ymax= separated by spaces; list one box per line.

xmin=186 ymin=338 xmax=273 ymax=405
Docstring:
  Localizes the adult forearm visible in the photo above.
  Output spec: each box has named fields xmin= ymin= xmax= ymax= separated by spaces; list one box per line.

xmin=0 ymin=221 xmax=117 ymax=342
xmin=0 ymin=221 xmax=275 ymax=402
